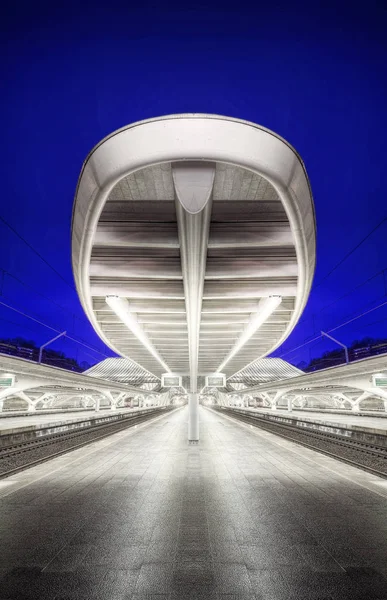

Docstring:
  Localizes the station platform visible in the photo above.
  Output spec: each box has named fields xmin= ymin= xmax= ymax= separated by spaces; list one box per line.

xmin=1 ymin=406 xmax=387 ymax=599
xmin=5 ymin=405 xmax=386 ymax=436
xmin=0 ymin=408 xmax=139 ymax=434
xmin=251 ymin=407 xmax=387 ymax=433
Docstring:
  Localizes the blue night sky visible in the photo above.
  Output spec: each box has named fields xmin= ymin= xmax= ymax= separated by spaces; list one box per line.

xmin=1 ymin=0 xmax=387 ymax=368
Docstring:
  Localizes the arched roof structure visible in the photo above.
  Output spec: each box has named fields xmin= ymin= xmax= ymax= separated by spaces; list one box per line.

xmin=72 ymin=114 xmax=315 ymax=392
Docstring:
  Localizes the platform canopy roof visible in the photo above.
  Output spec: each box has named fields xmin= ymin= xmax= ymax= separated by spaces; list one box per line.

xmin=85 ymin=357 xmax=160 ymax=390
xmin=72 ymin=114 xmax=315 ymax=391
xmin=226 ymin=357 xmax=303 ymax=391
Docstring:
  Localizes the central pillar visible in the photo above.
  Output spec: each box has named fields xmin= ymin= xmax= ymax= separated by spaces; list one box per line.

xmin=188 ymin=393 xmax=199 ymax=443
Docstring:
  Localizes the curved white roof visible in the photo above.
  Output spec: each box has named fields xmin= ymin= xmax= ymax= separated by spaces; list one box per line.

xmin=85 ymin=357 xmax=160 ymax=388
xmin=72 ymin=114 xmax=315 ymax=387
xmin=227 ymin=357 xmax=303 ymax=390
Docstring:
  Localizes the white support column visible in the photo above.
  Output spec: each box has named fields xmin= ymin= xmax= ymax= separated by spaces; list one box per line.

xmin=43 ymin=397 xmax=54 ymax=408
xmin=287 ymin=396 xmax=292 ymax=412
xmin=84 ymin=395 xmax=94 ymax=408
xmin=16 ymin=391 xmax=36 ymax=412
xmin=293 ymin=395 xmax=301 ymax=408
xmin=260 ymin=392 xmax=273 ymax=408
xmin=332 ymin=393 xmax=351 ymax=409
xmin=174 ymin=164 xmax=214 ymax=402
xmin=188 ymin=393 xmax=199 ymax=443
xmin=115 ymin=392 xmax=126 ymax=408
xmin=352 ymin=391 xmax=372 ymax=412
xmin=271 ymin=389 xmax=289 ymax=410
xmin=98 ymin=390 xmax=117 ymax=409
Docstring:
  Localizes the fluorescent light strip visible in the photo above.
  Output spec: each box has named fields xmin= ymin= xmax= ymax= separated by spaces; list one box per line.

xmin=105 ymin=296 xmax=171 ymax=373
xmin=217 ymin=296 xmax=282 ymax=372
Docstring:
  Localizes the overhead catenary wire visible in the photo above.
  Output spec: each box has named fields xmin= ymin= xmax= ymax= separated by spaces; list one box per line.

xmin=0 ymin=268 xmax=109 ymax=354
xmin=288 ymin=265 xmax=387 ymax=332
xmin=0 ymin=267 xmax=80 ymax=319
xmin=288 ymin=264 xmax=387 ymax=341
xmin=0 ymin=214 xmax=75 ymax=290
xmin=0 ymin=314 xmax=99 ymax=366
xmin=351 ymin=316 xmax=387 ymax=335
xmin=0 ymin=299 xmax=109 ymax=359
xmin=0 ymin=314 xmax=43 ymax=337
xmin=2 ymin=208 xmax=387 ymax=372
xmin=278 ymin=264 xmax=387 ymax=359
xmin=314 ymin=215 xmax=387 ymax=288
xmin=329 ymin=300 xmax=387 ymax=335
xmin=279 ymin=298 xmax=387 ymax=359
xmin=319 ymin=267 xmax=387 ymax=315
xmin=0 ymin=265 xmax=114 ymax=361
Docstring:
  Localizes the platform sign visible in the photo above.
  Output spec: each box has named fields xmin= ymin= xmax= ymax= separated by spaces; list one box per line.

xmin=205 ymin=373 xmax=226 ymax=388
xmin=161 ymin=374 xmax=182 ymax=388
xmin=0 ymin=375 xmax=15 ymax=388
xmin=372 ymin=375 xmax=387 ymax=387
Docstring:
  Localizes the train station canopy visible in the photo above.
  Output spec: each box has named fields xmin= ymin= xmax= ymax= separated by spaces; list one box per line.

xmin=72 ymin=114 xmax=315 ymax=391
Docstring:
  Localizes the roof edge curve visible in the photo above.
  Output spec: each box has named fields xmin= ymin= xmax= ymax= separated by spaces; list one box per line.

xmin=72 ymin=115 xmax=316 ymax=375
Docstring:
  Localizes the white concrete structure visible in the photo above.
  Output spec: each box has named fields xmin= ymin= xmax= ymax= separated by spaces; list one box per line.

xmin=0 ymin=355 xmax=167 ymax=412
xmin=218 ymin=354 xmax=387 ymax=412
xmin=85 ymin=357 xmax=160 ymax=390
xmin=72 ymin=114 xmax=316 ymax=439
xmin=227 ymin=357 xmax=302 ymax=390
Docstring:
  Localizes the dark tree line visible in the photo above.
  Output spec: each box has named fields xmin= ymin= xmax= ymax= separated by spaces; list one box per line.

xmin=1 ymin=335 xmax=386 ymax=376
xmin=0 ymin=337 xmax=90 ymax=372
xmin=298 ymin=337 xmax=387 ymax=372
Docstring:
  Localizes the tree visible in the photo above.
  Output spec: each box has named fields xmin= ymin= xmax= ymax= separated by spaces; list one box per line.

xmin=304 ymin=336 xmax=387 ymax=372
xmin=0 ymin=336 xmax=84 ymax=371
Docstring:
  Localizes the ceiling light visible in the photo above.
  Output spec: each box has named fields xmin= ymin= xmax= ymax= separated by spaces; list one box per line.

xmin=106 ymin=296 xmax=171 ymax=373
xmin=217 ymin=296 xmax=282 ymax=372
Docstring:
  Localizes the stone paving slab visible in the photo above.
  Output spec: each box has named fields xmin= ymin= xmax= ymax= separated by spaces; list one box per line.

xmin=0 ymin=406 xmax=387 ymax=599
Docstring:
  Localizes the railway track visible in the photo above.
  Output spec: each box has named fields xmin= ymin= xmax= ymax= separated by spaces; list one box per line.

xmin=0 ymin=407 xmax=175 ymax=479
xmin=212 ymin=406 xmax=387 ymax=479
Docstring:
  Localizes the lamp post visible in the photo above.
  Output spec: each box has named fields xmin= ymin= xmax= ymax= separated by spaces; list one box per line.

xmin=321 ymin=331 xmax=349 ymax=364
xmin=38 ymin=331 xmax=67 ymax=363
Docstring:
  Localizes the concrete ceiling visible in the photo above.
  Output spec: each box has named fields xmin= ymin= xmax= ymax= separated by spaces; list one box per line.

xmin=72 ymin=115 xmax=315 ymax=386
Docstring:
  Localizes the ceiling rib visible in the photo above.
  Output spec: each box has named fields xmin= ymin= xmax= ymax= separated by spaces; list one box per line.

xmin=174 ymin=162 xmax=215 ymax=393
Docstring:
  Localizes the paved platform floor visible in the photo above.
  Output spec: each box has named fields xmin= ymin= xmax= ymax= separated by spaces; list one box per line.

xmin=0 ymin=408 xmax=140 ymax=433
xmin=1 ymin=406 xmax=387 ymax=599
